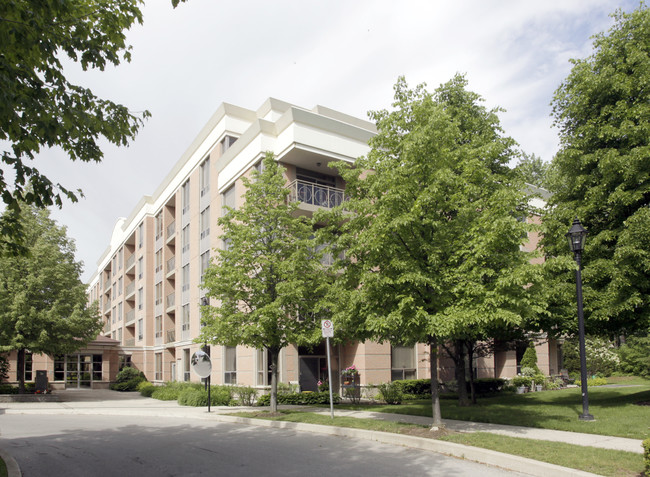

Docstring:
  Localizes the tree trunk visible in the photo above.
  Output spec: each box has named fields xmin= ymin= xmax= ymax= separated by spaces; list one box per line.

xmin=466 ymin=340 xmax=477 ymax=404
xmin=17 ymin=348 xmax=25 ymax=394
xmin=429 ymin=339 xmax=443 ymax=430
xmin=270 ymin=348 xmax=279 ymax=413
xmin=453 ymin=340 xmax=470 ymax=407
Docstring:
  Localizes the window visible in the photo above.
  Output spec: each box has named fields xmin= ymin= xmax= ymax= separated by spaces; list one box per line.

xmin=222 ymin=238 xmax=231 ymax=251
xmin=93 ymin=355 xmax=102 ymax=381
xmin=182 ymin=265 xmax=190 ymax=292
xmin=256 ymin=348 xmax=272 ymax=386
xmin=220 ymin=135 xmax=237 ymax=154
xmin=138 ymin=257 xmax=143 ymax=279
xmin=200 ymin=206 xmax=210 ymax=239
xmin=182 ymin=226 xmax=190 ymax=253
xmin=137 ymin=318 xmax=143 ymax=341
xmin=23 ymin=352 xmax=33 ymax=381
xmin=54 ymin=355 xmax=65 ymax=381
xmin=182 ymin=180 xmax=190 ymax=214
xmin=155 ymin=212 xmax=163 ymax=240
xmin=112 ymin=282 xmax=116 ymax=297
xmin=118 ymin=302 xmax=123 ymax=321
xmin=138 ymin=287 xmax=143 ymax=310
xmin=155 ymin=353 xmax=163 ymax=381
xmin=224 ymin=346 xmax=237 ymax=384
xmin=118 ymin=277 xmax=122 ymax=296
xmin=118 ymin=248 xmax=123 ymax=270
xmin=155 ymin=250 xmax=163 ymax=272
xmin=155 ymin=315 xmax=163 ymax=338
xmin=221 ymin=184 xmax=236 ymax=216
xmin=391 ymin=345 xmax=416 ymax=381
xmin=112 ymin=256 xmax=116 ymax=276
xmin=118 ymin=327 xmax=122 ymax=342
xmin=112 ymin=306 xmax=116 ymax=324
xmin=182 ymin=304 xmax=190 ymax=331
xmin=138 ymin=222 xmax=144 ymax=249
xmin=155 ymin=283 xmax=162 ymax=306
xmin=200 ymin=251 xmax=210 ymax=282
xmin=183 ymin=348 xmax=191 ymax=381
xmin=200 ymin=157 xmax=210 ymax=196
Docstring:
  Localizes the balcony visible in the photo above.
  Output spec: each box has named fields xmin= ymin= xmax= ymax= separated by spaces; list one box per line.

xmin=125 ymin=281 xmax=136 ymax=300
xmin=125 ymin=254 xmax=136 ymax=275
xmin=287 ymin=180 xmax=345 ymax=210
xmin=166 ymin=293 xmax=175 ymax=311
xmin=125 ymin=309 xmax=135 ymax=326
xmin=166 ymin=330 xmax=176 ymax=344
xmin=166 ymin=256 xmax=175 ymax=277
xmin=124 ymin=338 xmax=135 ymax=347
xmin=166 ymin=221 xmax=176 ymax=244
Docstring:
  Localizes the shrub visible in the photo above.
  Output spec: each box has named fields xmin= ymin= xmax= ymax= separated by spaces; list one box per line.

xmin=642 ymin=438 xmax=649 ymax=476
xmin=0 ymin=383 xmax=17 ymax=394
xmin=276 ymin=382 xmax=299 ymax=394
xmin=377 ymin=382 xmax=403 ymax=405
xmin=178 ymin=387 xmax=208 ymax=406
xmin=520 ymin=342 xmax=541 ymax=374
xmin=0 ymin=354 xmax=9 ymax=382
xmin=152 ymin=382 xmax=187 ymax=401
xmin=234 ymin=385 xmax=258 ymax=406
xmin=563 ymin=336 xmax=620 ymax=376
xmin=110 ymin=366 xmax=146 ymax=392
xmin=618 ymin=334 xmax=650 ymax=378
xmin=392 ymin=378 xmax=432 ymax=396
xmin=511 ymin=376 xmax=532 ymax=388
xmin=209 ymin=385 xmax=234 ymax=406
xmin=138 ymin=381 xmax=156 ymax=397
xmin=470 ymin=378 xmax=506 ymax=395
xmin=257 ymin=391 xmax=339 ymax=406
xmin=587 ymin=377 xmax=607 ymax=387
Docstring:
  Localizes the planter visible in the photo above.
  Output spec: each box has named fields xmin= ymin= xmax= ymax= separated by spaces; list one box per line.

xmin=516 ymin=386 xmax=528 ymax=394
xmin=535 ymin=385 xmax=543 ymax=392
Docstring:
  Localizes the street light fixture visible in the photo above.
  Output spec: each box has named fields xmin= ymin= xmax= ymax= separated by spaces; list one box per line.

xmin=566 ymin=217 xmax=594 ymax=421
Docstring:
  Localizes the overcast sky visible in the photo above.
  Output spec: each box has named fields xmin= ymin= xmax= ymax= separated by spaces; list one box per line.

xmin=31 ymin=0 xmax=638 ymax=282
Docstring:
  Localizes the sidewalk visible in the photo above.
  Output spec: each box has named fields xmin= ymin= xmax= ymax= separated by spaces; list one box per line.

xmin=1 ymin=389 xmax=644 ymax=477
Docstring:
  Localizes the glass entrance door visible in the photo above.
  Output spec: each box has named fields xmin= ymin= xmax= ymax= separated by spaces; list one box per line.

xmin=65 ymin=354 xmax=101 ymax=389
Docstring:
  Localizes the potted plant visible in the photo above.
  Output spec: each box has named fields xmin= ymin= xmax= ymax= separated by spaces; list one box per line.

xmin=533 ymin=373 xmax=546 ymax=392
xmin=341 ymin=365 xmax=358 ymax=385
xmin=512 ymin=376 xmax=531 ymax=393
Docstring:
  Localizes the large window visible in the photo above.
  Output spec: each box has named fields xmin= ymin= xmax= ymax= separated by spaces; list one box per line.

xmin=391 ymin=345 xmax=416 ymax=381
xmin=200 ymin=157 xmax=210 ymax=196
xmin=221 ymin=184 xmax=236 ymax=216
xmin=224 ymin=346 xmax=237 ymax=384
xmin=155 ymin=353 xmax=163 ymax=381
xmin=182 ymin=180 xmax=190 ymax=214
xmin=182 ymin=265 xmax=190 ymax=292
xmin=155 ymin=250 xmax=162 ymax=273
xmin=181 ymin=304 xmax=190 ymax=332
xmin=23 ymin=352 xmax=33 ymax=381
xmin=137 ymin=257 xmax=143 ymax=279
xmin=138 ymin=222 xmax=144 ymax=249
xmin=220 ymin=135 xmax=237 ymax=154
xmin=155 ymin=315 xmax=162 ymax=339
xmin=200 ymin=206 xmax=210 ymax=239
xmin=182 ymin=226 xmax=190 ymax=253
xmin=183 ymin=349 xmax=191 ymax=381
xmin=155 ymin=212 xmax=163 ymax=240
xmin=137 ymin=318 xmax=143 ymax=341
xmin=256 ymin=348 xmax=272 ymax=386
xmin=200 ymin=251 xmax=210 ymax=282
xmin=155 ymin=283 xmax=162 ymax=305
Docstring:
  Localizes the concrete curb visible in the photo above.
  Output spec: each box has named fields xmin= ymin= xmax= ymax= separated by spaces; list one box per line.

xmin=0 ymin=445 xmax=21 ymax=477
xmin=3 ymin=407 xmax=599 ymax=476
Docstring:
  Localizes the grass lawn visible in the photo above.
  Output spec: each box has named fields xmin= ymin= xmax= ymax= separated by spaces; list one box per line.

xmin=234 ymin=410 xmax=644 ymax=476
xmin=337 ymin=378 xmax=650 ymax=440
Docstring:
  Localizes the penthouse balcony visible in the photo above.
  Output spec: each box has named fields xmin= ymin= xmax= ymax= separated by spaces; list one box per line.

xmin=287 ymin=180 xmax=345 ymax=211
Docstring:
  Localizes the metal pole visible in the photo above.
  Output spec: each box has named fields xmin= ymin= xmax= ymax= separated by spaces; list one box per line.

xmin=326 ymin=336 xmax=334 ymax=419
xmin=208 ymin=375 xmax=211 ymax=413
xmin=574 ymin=251 xmax=594 ymax=421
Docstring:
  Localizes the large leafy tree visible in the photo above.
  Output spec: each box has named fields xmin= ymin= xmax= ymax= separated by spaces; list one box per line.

xmin=0 ymin=205 xmax=102 ymax=393
xmin=544 ymin=4 xmax=650 ymax=336
xmin=0 ymin=0 xmax=187 ymax=252
xmin=199 ymin=153 xmax=331 ymax=412
xmin=328 ymin=76 xmax=542 ymax=422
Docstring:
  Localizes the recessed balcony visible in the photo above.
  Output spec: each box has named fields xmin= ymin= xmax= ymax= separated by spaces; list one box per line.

xmin=287 ymin=180 xmax=345 ymax=211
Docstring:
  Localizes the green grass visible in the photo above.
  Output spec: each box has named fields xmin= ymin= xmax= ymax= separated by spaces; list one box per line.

xmin=440 ymin=432 xmax=644 ymax=477
xmin=338 ymin=383 xmax=650 ymax=439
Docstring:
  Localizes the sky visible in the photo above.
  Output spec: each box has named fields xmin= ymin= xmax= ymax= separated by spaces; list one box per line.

xmin=27 ymin=0 xmax=639 ymax=282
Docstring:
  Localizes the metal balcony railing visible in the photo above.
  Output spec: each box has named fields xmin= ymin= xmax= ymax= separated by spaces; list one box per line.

xmin=286 ymin=180 xmax=345 ymax=209
xmin=166 ymin=221 xmax=176 ymax=239
xmin=166 ymin=330 xmax=176 ymax=343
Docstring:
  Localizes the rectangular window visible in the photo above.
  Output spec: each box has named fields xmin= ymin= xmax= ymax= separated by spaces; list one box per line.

xmin=155 ymin=250 xmax=163 ymax=272
xmin=118 ymin=327 xmax=122 ymax=342
xmin=200 ymin=206 xmax=210 ymax=239
xmin=220 ymin=135 xmax=237 ymax=154
xmin=118 ymin=248 xmax=123 ymax=270
xmin=155 ymin=315 xmax=163 ymax=338
xmin=138 ymin=257 xmax=143 ymax=280
xmin=221 ymin=184 xmax=236 ymax=216
xmin=200 ymin=157 xmax=210 ymax=196
xmin=200 ymin=251 xmax=210 ymax=282
xmin=184 ymin=349 xmax=191 ymax=381
xmin=138 ymin=287 xmax=143 ymax=310
xmin=182 ymin=304 xmax=190 ymax=331
xmin=155 ymin=353 xmax=163 ymax=381
xmin=23 ymin=352 xmax=33 ymax=381
xmin=224 ymin=346 xmax=237 ymax=384
xmin=138 ymin=222 xmax=144 ymax=249
xmin=182 ymin=226 xmax=190 ymax=253
xmin=93 ymin=354 xmax=102 ymax=381
xmin=256 ymin=348 xmax=272 ymax=386
xmin=118 ymin=302 xmax=123 ymax=321
xmin=54 ymin=355 xmax=65 ymax=381
xmin=118 ymin=277 xmax=122 ymax=296
xmin=137 ymin=318 xmax=143 ymax=341
xmin=391 ymin=345 xmax=416 ymax=381
xmin=182 ymin=265 xmax=190 ymax=292
xmin=112 ymin=282 xmax=116 ymax=297
xmin=182 ymin=180 xmax=190 ymax=215
xmin=112 ymin=256 xmax=116 ymax=276
xmin=155 ymin=283 xmax=162 ymax=306
xmin=155 ymin=213 xmax=163 ymax=240
xmin=112 ymin=306 xmax=116 ymax=324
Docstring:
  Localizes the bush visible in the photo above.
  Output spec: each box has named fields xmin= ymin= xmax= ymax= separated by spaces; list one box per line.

xmin=587 ymin=377 xmax=608 ymax=387
xmin=618 ymin=334 xmax=650 ymax=378
xmin=392 ymin=379 xmax=432 ymax=396
xmin=511 ymin=376 xmax=532 ymax=388
xmin=137 ymin=381 xmax=156 ymax=397
xmin=377 ymin=382 xmax=403 ymax=404
xmin=110 ymin=366 xmax=146 ymax=392
xmin=178 ymin=387 xmax=208 ymax=406
xmin=520 ymin=342 xmax=541 ymax=374
xmin=152 ymin=382 xmax=187 ymax=401
xmin=0 ymin=383 xmax=17 ymax=394
xmin=234 ymin=386 xmax=258 ymax=406
xmin=643 ymin=438 xmax=650 ymax=476
xmin=563 ymin=336 xmax=620 ymax=377
xmin=257 ymin=391 xmax=339 ymax=406
xmin=470 ymin=378 xmax=506 ymax=395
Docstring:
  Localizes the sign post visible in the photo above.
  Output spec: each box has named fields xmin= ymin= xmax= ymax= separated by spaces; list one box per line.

xmin=321 ymin=320 xmax=334 ymax=419
xmin=191 ymin=349 xmax=212 ymax=412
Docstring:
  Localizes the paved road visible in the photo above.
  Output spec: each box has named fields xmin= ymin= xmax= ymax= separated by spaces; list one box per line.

xmin=1 ymin=413 xmax=526 ymax=477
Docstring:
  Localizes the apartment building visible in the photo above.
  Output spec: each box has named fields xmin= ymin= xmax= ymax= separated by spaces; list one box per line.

xmin=9 ymin=99 xmax=560 ymax=391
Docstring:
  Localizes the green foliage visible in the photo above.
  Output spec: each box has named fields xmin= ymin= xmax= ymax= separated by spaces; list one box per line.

xmin=151 ymin=382 xmax=185 ymax=401
xmin=199 ymin=153 xmax=332 ymax=412
xmin=643 ymin=438 xmax=650 ymax=476
xmin=0 ymin=354 xmax=9 ymax=382
xmin=276 ymin=382 xmax=299 ymax=394
xmin=563 ymin=336 xmax=620 ymax=376
xmin=544 ymin=4 xmax=650 ymax=336
xmin=0 ymin=205 xmax=102 ymax=391
xmin=137 ymin=381 xmax=156 ymax=397
xmin=177 ymin=385 xmax=233 ymax=407
xmin=469 ymin=378 xmax=507 ymax=395
xmin=234 ymin=386 xmax=258 ymax=406
xmin=618 ymin=334 xmax=650 ymax=378
xmin=511 ymin=376 xmax=532 ymax=388
xmin=587 ymin=377 xmax=608 ymax=387
xmin=520 ymin=342 xmax=541 ymax=373
xmin=0 ymin=383 xmax=17 ymax=394
xmin=377 ymin=382 xmax=404 ymax=404
xmin=110 ymin=366 xmax=146 ymax=392
xmin=257 ymin=392 xmax=340 ymax=406
xmin=392 ymin=379 xmax=432 ymax=396
xmin=515 ymin=153 xmax=550 ymax=189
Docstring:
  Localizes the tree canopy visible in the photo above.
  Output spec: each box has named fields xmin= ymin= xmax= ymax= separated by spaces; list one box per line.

xmin=0 ymin=0 xmax=184 ymax=252
xmin=328 ymin=76 xmax=543 ymax=415
xmin=199 ymin=153 xmax=331 ymax=412
xmin=544 ymin=4 xmax=650 ymax=336
xmin=0 ymin=204 xmax=102 ymax=392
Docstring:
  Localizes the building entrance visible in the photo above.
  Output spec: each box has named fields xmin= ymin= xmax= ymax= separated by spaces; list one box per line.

xmin=55 ymin=354 xmax=102 ymax=389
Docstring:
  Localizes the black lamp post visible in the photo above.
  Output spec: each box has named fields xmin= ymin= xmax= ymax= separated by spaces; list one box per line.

xmin=565 ymin=218 xmax=594 ymax=421
xmin=200 ymin=297 xmax=210 ymax=392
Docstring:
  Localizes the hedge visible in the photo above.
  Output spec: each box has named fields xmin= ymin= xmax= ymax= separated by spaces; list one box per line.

xmin=257 ymin=391 xmax=340 ymax=406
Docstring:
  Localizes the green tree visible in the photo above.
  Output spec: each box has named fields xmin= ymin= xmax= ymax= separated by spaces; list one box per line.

xmin=328 ymin=76 xmax=542 ymax=422
xmin=0 ymin=0 xmax=185 ymax=252
xmin=515 ymin=153 xmax=550 ymax=189
xmin=544 ymin=4 xmax=650 ymax=336
xmin=0 ymin=205 xmax=102 ymax=393
xmin=199 ymin=153 xmax=331 ymax=412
